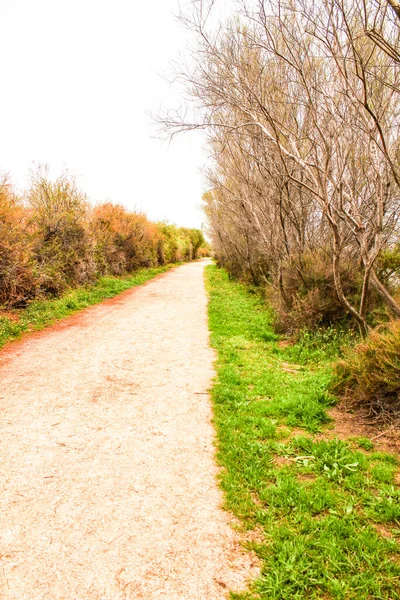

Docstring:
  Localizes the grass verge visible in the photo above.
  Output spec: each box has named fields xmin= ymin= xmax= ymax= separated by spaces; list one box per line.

xmin=0 ymin=264 xmax=175 ymax=350
xmin=206 ymin=265 xmax=400 ymax=600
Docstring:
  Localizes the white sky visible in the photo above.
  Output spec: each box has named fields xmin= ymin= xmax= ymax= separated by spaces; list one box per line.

xmin=0 ymin=0 xmax=209 ymax=228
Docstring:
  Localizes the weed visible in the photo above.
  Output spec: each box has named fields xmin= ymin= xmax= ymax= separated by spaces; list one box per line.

xmin=286 ymin=326 xmax=357 ymax=364
xmin=355 ymin=437 xmax=375 ymax=451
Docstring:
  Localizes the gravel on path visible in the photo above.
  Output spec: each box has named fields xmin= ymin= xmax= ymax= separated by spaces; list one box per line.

xmin=0 ymin=260 xmax=256 ymax=599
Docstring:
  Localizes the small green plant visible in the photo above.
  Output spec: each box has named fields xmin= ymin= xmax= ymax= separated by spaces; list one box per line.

xmin=286 ymin=325 xmax=357 ymax=364
xmin=313 ymin=439 xmax=361 ymax=482
xmin=355 ymin=437 xmax=375 ymax=451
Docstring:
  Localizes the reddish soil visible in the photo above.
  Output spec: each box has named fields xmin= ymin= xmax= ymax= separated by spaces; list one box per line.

xmin=327 ymin=404 xmax=400 ymax=454
xmin=0 ymin=260 xmax=256 ymax=599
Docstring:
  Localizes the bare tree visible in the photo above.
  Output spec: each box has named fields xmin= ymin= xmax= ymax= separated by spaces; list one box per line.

xmin=162 ymin=0 xmax=400 ymax=334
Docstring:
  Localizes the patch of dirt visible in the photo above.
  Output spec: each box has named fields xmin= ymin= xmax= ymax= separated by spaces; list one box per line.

xmin=277 ymin=339 xmax=292 ymax=348
xmin=283 ymin=426 xmax=307 ymax=439
xmin=372 ymin=523 xmax=395 ymax=540
xmin=273 ymin=456 xmax=292 ymax=467
xmin=324 ymin=403 xmax=400 ymax=454
xmin=242 ymin=526 xmax=265 ymax=546
xmin=297 ymin=473 xmax=316 ymax=483
xmin=280 ymin=361 xmax=302 ymax=375
xmin=0 ymin=310 xmax=20 ymax=323
xmin=0 ymin=260 xmax=257 ymax=600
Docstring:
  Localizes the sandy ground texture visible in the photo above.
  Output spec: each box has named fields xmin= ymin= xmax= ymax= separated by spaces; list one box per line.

xmin=0 ymin=260 xmax=256 ymax=600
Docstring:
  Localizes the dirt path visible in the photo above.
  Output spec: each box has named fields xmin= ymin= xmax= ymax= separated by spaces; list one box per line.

xmin=0 ymin=260 xmax=255 ymax=600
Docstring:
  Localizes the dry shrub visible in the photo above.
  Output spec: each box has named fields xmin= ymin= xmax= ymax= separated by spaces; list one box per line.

xmin=91 ymin=203 xmax=161 ymax=275
xmin=333 ymin=320 xmax=400 ymax=421
xmin=272 ymin=252 xmax=364 ymax=333
xmin=91 ymin=203 xmax=128 ymax=274
xmin=28 ymin=169 xmax=95 ymax=296
xmin=197 ymin=246 xmax=210 ymax=258
xmin=0 ymin=177 xmax=37 ymax=306
xmin=272 ymin=287 xmax=338 ymax=334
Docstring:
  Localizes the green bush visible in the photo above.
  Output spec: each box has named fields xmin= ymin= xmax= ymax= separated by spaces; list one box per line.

xmin=332 ymin=319 xmax=400 ymax=420
xmin=156 ymin=223 xmax=208 ymax=263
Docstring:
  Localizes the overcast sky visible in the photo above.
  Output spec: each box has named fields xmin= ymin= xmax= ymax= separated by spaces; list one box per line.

xmin=0 ymin=0 xmax=209 ymax=228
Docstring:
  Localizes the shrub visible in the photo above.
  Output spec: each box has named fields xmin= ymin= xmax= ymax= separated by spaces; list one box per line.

xmin=91 ymin=203 xmax=129 ymax=275
xmin=0 ymin=167 xmax=205 ymax=308
xmin=181 ymin=228 xmax=207 ymax=258
xmin=156 ymin=223 xmax=182 ymax=264
xmin=375 ymin=244 xmax=400 ymax=290
xmin=197 ymin=245 xmax=211 ymax=258
xmin=156 ymin=223 xmax=208 ymax=263
xmin=0 ymin=177 xmax=37 ymax=306
xmin=28 ymin=168 xmax=95 ymax=296
xmin=92 ymin=203 xmax=161 ymax=274
xmin=270 ymin=251 xmax=379 ymax=333
xmin=332 ymin=319 xmax=400 ymax=421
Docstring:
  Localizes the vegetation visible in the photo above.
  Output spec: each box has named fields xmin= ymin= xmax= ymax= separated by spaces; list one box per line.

xmin=163 ymin=0 xmax=400 ymax=420
xmin=0 ymin=166 xmax=209 ymax=308
xmin=333 ymin=320 xmax=400 ymax=421
xmin=206 ymin=265 xmax=399 ymax=600
xmin=163 ymin=0 xmax=400 ymax=338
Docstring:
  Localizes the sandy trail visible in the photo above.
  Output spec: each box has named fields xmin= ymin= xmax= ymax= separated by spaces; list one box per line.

xmin=0 ymin=260 xmax=254 ymax=600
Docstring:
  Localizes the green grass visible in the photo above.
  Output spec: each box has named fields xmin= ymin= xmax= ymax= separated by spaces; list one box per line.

xmin=206 ymin=265 xmax=400 ymax=600
xmin=0 ymin=264 xmax=175 ymax=350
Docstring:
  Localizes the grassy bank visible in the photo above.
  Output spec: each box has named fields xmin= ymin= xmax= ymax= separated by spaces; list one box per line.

xmin=206 ymin=265 xmax=400 ymax=600
xmin=0 ymin=264 xmax=175 ymax=350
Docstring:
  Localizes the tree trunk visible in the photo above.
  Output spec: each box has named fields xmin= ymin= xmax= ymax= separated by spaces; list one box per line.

xmin=331 ymin=225 xmax=368 ymax=337
xmin=370 ymin=269 xmax=400 ymax=317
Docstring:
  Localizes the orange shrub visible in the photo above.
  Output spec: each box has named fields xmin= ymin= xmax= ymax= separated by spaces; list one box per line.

xmin=91 ymin=203 xmax=161 ymax=274
xmin=0 ymin=177 xmax=36 ymax=306
xmin=333 ymin=319 xmax=400 ymax=420
xmin=27 ymin=169 xmax=95 ymax=295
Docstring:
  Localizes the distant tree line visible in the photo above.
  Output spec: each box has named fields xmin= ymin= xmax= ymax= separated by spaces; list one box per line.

xmin=0 ymin=167 xmax=208 ymax=307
